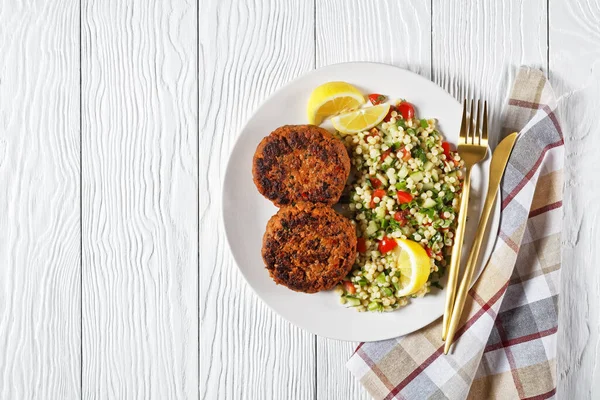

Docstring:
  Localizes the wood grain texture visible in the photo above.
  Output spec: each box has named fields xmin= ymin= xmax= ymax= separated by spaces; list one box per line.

xmin=198 ymin=1 xmax=316 ymax=399
xmin=0 ymin=1 xmax=81 ymax=398
xmin=315 ymin=1 xmax=430 ymax=398
xmin=550 ymin=0 xmax=600 ymax=398
xmin=81 ymin=0 xmax=198 ymax=398
xmin=433 ymin=0 xmax=548 ymax=147
xmin=316 ymin=0 xmax=431 ymax=78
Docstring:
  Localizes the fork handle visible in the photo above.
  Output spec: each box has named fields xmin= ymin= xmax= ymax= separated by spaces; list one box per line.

xmin=443 ymin=182 xmax=497 ymax=354
xmin=441 ymin=166 xmax=472 ymax=340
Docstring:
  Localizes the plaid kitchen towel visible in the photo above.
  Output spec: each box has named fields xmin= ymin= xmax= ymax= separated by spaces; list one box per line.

xmin=347 ymin=67 xmax=564 ymax=400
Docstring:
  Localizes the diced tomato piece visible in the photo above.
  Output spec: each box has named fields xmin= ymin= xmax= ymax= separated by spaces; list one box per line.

xmin=373 ymin=189 xmax=386 ymax=199
xmin=378 ymin=237 xmax=398 ymax=254
xmin=368 ymin=93 xmax=387 ymax=105
xmin=442 ymin=141 xmax=452 ymax=159
xmin=370 ymin=177 xmax=382 ymax=189
xmin=380 ymin=149 xmax=392 ymax=162
xmin=425 ymin=247 xmax=433 ymax=258
xmin=397 ymin=102 xmax=415 ymax=120
xmin=396 ymin=190 xmax=413 ymax=204
xmin=357 ymin=237 xmax=367 ymax=253
xmin=393 ymin=211 xmax=407 ymax=227
xmin=343 ymin=280 xmax=356 ymax=294
xmin=384 ymin=105 xmax=397 ymax=122
xmin=400 ymin=148 xmax=411 ymax=161
xmin=370 ymin=189 xmax=387 ymax=208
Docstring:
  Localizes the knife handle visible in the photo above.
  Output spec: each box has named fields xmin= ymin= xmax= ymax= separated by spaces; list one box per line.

xmin=443 ymin=183 xmax=498 ymax=354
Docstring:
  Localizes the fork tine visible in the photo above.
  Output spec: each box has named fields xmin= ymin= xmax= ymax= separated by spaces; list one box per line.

xmin=482 ymin=101 xmax=488 ymax=142
xmin=469 ymin=99 xmax=475 ymax=145
xmin=459 ymin=99 xmax=467 ymax=144
xmin=475 ymin=99 xmax=481 ymax=145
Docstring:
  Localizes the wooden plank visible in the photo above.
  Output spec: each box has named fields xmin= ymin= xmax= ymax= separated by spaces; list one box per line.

xmin=316 ymin=0 xmax=431 ymax=78
xmin=81 ymin=0 xmax=198 ymax=397
xmin=550 ymin=0 xmax=600 ymax=398
xmin=432 ymin=0 xmax=547 ymax=147
xmin=315 ymin=1 xmax=431 ymax=398
xmin=199 ymin=1 xmax=316 ymax=399
xmin=0 ymin=1 xmax=80 ymax=398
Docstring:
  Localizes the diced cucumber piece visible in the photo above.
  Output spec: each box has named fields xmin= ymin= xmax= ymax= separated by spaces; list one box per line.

xmin=410 ymin=171 xmax=423 ymax=182
xmin=381 ymin=287 xmax=393 ymax=296
xmin=424 ymin=161 xmax=434 ymax=171
xmin=368 ymin=302 xmax=382 ymax=311
xmin=376 ymin=273 xmax=387 ymax=284
xmin=414 ymin=213 xmax=424 ymax=225
xmin=345 ymin=297 xmax=361 ymax=307
xmin=422 ymin=182 xmax=434 ymax=190
xmin=393 ymin=282 xmax=401 ymax=291
xmin=376 ymin=173 xmax=388 ymax=186
xmin=448 ymin=171 xmax=458 ymax=179
xmin=398 ymin=164 xmax=409 ymax=179
xmin=431 ymin=169 xmax=439 ymax=182
xmin=380 ymin=219 xmax=389 ymax=229
xmin=366 ymin=221 xmax=378 ymax=236
xmin=400 ymin=226 xmax=412 ymax=236
xmin=422 ymin=198 xmax=436 ymax=208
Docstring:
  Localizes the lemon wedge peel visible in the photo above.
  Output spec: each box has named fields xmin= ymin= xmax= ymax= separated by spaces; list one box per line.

xmin=393 ymin=239 xmax=431 ymax=297
xmin=307 ymin=81 xmax=366 ymax=125
xmin=331 ymin=104 xmax=391 ymax=135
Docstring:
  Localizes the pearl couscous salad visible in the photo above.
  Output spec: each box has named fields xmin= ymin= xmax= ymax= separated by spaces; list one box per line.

xmin=335 ymin=97 xmax=464 ymax=312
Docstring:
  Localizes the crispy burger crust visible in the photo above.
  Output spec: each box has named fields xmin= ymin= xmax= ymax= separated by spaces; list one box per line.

xmin=252 ymin=125 xmax=351 ymax=207
xmin=262 ymin=202 xmax=357 ymax=293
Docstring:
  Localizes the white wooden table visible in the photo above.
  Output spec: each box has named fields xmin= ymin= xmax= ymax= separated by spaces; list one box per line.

xmin=0 ymin=0 xmax=598 ymax=398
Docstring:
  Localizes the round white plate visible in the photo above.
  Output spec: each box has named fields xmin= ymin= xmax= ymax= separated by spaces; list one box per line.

xmin=222 ymin=62 xmax=499 ymax=342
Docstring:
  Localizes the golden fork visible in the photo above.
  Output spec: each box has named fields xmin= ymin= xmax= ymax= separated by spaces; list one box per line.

xmin=441 ymin=100 xmax=489 ymax=341
xmin=444 ymin=131 xmax=518 ymax=354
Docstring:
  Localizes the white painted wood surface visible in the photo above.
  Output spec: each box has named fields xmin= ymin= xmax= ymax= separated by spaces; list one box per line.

xmin=1 ymin=0 xmax=599 ymax=398
xmin=550 ymin=1 xmax=600 ymax=398
xmin=81 ymin=0 xmax=198 ymax=398
xmin=0 ymin=1 xmax=81 ymax=398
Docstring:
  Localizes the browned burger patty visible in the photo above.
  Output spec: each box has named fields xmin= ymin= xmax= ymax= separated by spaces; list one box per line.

xmin=252 ymin=125 xmax=351 ymax=206
xmin=262 ymin=202 xmax=357 ymax=293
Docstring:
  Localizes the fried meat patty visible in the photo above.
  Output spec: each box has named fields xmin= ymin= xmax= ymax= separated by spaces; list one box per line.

xmin=262 ymin=202 xmax=357 ymax=293
xmin=252 ymin=125 xmax=351 ymax=206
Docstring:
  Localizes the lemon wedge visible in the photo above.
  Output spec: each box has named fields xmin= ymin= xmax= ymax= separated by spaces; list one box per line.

xmin=307 ymin=81 xmax=365 ymax=125
xmin=392 ymin=239 xmax=431 ymax=297
xmin=331 ymin=104 xmax=390 ymax=135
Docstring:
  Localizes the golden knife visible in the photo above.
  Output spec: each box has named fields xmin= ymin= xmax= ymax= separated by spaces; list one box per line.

xmin=444 ymin=132 xmax=519 ymax=354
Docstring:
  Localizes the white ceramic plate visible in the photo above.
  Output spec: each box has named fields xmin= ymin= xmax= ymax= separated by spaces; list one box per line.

xmin=222 ymin=62 xmax=499 ymax=342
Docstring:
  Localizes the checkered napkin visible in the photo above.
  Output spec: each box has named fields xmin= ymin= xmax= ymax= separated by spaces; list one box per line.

xmin=347 ymin=67 xmax=564 ymax=400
